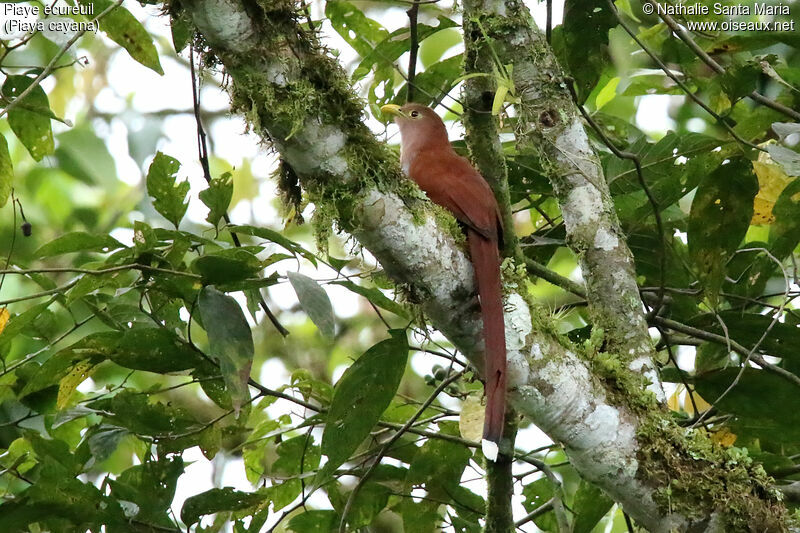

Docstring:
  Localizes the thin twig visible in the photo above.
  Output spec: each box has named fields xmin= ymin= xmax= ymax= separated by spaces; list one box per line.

xmin=566 ymin=79 xmax=667 ymax=317
xmin=648 ymin=0 xmax=800 ymax=122
xmin=406 ymin=0 xmax=421 ymax=102
xmin=607 ymin=0 xmax=763 ymax=152
xmin=0 ymin=0 xmax=123 ymax=120
xmin=188 ymin=47 xmax=289 ymax=337
xmin=338 ymin=369 xmax=466 ymax=532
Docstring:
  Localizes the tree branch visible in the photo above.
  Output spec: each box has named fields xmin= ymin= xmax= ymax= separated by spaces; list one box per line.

xmin=182 ymin=0 xmax=789 ymax=529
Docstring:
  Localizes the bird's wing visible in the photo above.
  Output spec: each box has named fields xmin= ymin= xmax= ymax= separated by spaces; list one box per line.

xmin=409 ymin=151 xmax=502 ymax=242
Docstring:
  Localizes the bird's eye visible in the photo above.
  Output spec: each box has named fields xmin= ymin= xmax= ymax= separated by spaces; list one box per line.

xmin=410 ymin=110 xmax=420 ymax=118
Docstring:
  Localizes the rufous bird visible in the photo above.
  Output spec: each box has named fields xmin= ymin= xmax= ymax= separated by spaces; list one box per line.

xmin=381 ymin=103 xmax=506 ymax=461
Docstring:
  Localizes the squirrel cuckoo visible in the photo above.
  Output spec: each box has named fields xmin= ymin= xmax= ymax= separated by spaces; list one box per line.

xmin=381 ymin=103 xmax=507 ymax=461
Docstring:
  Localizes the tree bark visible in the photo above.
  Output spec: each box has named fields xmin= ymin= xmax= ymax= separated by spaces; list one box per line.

xmin=181 ymin=0 xmax=789 ymax=529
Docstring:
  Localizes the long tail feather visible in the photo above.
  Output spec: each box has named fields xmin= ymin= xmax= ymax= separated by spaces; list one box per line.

xmin=468 ymin=229 xmax=506 ymax=456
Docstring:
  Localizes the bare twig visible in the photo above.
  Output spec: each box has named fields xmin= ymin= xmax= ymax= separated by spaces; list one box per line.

xmin=647 ymin=0 xmax=800 ymax=122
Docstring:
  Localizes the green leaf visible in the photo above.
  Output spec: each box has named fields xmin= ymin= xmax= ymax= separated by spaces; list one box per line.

xmin=317 ymin=331 xmax=408 ymax=484
xmin=406 ymin=421 xmax=472 ymax=501
xmin=325 ymin=0 xmax=387 ymax=57
xmin=605 ymin=132 xmax=729 ymax=224
xmin=694 ymin=368 xmax=800 ymax=443
xmin=769 ymin=177 xmax=800 ymax=259
xmin=54 ymin=126 xmax=118 ymax=185
xmin=353 ymin=16 xmax=458 ymax=81
xmin=343 ymin=482 xmax=390 ymax=529
xmin=393 ymin=55 xmax=464 ymax=109
xmin=181 ymin=487 xmax=268 ymax=526
xmin=109 ymin=457 xmax=183 ymax=524
xmin=230 ymin=224 xmax=318 ymax=265
xmin=197 ymin=286 xmax=254 ymax=415
xmin=688 ymin=157 xmax=758 ymax=300
xmin=80 ymin=0 xmax=164 ymax=74
xmin=34 ymin=231 xmax=124 ymax=258
xmin=0 ymin=132 xmax=12 ymax=208
xmin=521 ymin=477 xmax=557 ymax=532
xmin=287 ymin=510 xmax=338 ymax=533
xmin=554 ymin=0 xmax=615 ymax=102
xmin=200 ymin=171 xmax=233 ymax=228
xmin=87 ymin=391 xmax=201 ymax=439
xmin=2 ymin=76 xmax=54 ymax=161
xmin=689 ymin=311 xmax=800 ymax=367
xmin=288 ymin=272 xmax=335 ymax=338
xmin=572 ymin=480 xmax=614 ymax=533
xmin=72 ymin=328 xmax=208 ymax=373
xmin=146 ymin=152 xmax=188 ymax=228
xmin=192 ymin=248 xmax=264 ymax=284
xmin=171 ymin=12 xmax=193 ymax=53
xmin=330 ymin=280 xmax=408 ymax=319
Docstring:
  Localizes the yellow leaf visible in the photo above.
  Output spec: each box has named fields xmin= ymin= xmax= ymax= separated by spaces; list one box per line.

xmin=57 ymin=360 xmax=95 ymax=410
xmin=0 ymin=307 xmax=9 ymax=336
xmin=459 ymin=394 xmax=485 ymax=442
xmin=684 ymin=389 xmax=712 ymax=415
xmin=751 ymin=153 xmax=795 ymax=225
xmin=667 ymin=385 xmax=683 ymax=412
xmin=711 ymin=427 xmax=737 ymax=447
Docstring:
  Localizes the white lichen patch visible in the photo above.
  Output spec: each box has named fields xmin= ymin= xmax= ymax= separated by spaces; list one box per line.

xmin=530 ymin=342 xmax=544 ymax=360
xmin=593 ymin=227 xmax=619 ymax=251
xmin=506 ymin=349 xmax=530 ymax=388
xmin=580 ymin=405 xmax=621 ymax=448
xmin=563 ymin=184 xmax=603 ymax=230
xmin=503 ymin=292 xmax=532 ymax=350
xmin=194 ymin=0 xmax=257 ymax=49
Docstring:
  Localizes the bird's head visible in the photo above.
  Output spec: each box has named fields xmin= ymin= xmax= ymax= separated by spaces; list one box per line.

xmin=380 ymin=103 xmax=449 ymax=149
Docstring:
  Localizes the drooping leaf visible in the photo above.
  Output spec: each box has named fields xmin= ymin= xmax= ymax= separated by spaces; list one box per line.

xmin=79 ymin=0 xmax=164 ymax=74
xmin=0 ymin=132 xmax=12 ymax=208
xmin=554 ymin=0 xmax=616 ymax=102
xmin=199 ymin=171 xmax=233 ymax=228
xmin=197 ymin=286 xmax=254 ymax=415
xmin=572 ymin=479 xmax=614 ymax=533
xmin=2 ymin=76 xmax=54 ymax=161
xmin=55 ymin=126 xmax=119 ymax=185
xmin=34 ymin=231 xmax=124 ymax=258
xmin=181 ymin=487 xmax=268 ymax=526
xmin=171 ymin=12 xmax=193 ymax=53
xmin=317 ymin=331 xmax=409 ymax=484
xmin=146 ymin=152 xmax=189 ymax=228
xmin=288 ymin=272 xmax=335 ymax=338
xmin=688 ymin=158 xmax=758 ymax=300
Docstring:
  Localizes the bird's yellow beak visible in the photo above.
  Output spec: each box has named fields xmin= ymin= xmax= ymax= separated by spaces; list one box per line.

xmin=380 ymin=104 xmax=406 ymax=118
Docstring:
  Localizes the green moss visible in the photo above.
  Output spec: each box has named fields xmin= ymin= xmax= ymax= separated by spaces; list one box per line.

xmin=636 ymin=414 xmax=787 ymax=531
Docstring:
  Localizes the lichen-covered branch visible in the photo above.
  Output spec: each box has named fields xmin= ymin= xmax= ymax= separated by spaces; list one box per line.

xmin=182 ymin=0 xmax=789 ymax=529
xmin=461 ymin=5 xmax=520 ymax=261
xmin=461 ymin=0 xmax=661 ymax=392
